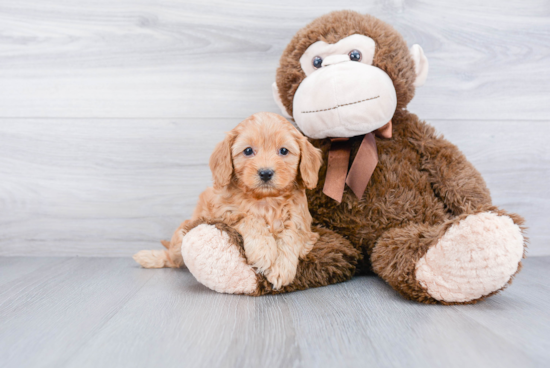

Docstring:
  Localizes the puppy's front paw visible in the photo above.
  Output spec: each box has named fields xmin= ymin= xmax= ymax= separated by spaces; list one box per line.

xmin=265 ymin=258 xmax=297 ymax=290
xmin=299 ymin=232 xmax=319 ymax=259
xmin=245 ymin=236 xmax=278 ymax=274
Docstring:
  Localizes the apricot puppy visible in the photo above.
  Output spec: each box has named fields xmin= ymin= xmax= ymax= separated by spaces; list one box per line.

xmin=134 ymin=112 xmax=323 ymax=289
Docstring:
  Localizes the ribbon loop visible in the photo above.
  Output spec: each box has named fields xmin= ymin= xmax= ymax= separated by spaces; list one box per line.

xmin=322 ymin=120 xmax=392 ymax=202
xmin=345 ymin=133 xmax=378 ymax=199
xmin=322 ymin=138 xmax=351 ymax=203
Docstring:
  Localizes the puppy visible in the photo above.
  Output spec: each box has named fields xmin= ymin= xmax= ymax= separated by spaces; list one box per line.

xmin=134 ymin=112 xmax=323 ymax=289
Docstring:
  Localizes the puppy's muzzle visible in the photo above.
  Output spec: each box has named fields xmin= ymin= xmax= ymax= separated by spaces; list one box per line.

xmin=258 ymin=169 xmax=274 ymax=182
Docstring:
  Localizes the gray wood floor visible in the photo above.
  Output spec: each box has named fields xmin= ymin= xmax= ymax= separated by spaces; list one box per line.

xmin=0 ymin=256 xmax=548 ymax=368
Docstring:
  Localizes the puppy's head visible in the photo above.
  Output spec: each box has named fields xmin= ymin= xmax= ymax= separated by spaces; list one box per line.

xmin=209 ymin=112 xmax=322 ymax=197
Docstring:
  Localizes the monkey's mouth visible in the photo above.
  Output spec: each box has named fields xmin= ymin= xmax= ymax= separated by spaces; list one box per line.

xmin=300 ymin=96 xmax=380 ymax=114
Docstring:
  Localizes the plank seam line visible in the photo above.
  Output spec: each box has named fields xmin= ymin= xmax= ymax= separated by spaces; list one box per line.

xmin=58 ymin=270 xmax=157 ymax=366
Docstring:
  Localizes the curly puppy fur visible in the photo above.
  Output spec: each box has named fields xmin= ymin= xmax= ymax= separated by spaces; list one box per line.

xmin=134 ymin=112 xmax=323 ymax=290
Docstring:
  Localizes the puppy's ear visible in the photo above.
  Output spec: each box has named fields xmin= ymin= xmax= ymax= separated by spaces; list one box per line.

xmin=209 ymin=131 xmax=235 ymax=189
xmin=298 ymin=137 xmax=323 ymax=189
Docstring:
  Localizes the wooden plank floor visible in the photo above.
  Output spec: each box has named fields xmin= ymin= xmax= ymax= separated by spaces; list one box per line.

xmin=1 ymin=256 xmax=548 ymax=368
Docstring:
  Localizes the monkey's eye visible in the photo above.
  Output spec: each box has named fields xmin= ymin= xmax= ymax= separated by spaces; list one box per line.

xmin=243 ymin=147 xmax=254 ymax=156
xmin=349 ymin=50 xmax=362 ymax=62
xmin=312 ymin=56 xmax=323 ymax=69
xmin=279 ymin=147 xmax=289 ymax=156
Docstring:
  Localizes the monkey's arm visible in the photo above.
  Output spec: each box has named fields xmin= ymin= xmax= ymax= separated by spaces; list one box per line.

xmin=180 ymin=222 xmax=361 ymax=295
xmin=408 ymin=116 xmax=493 ymax=216
xmin=253 ymin=226 xmax=361 ymax=295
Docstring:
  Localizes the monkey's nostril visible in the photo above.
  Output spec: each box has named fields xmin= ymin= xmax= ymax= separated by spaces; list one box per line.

xmin=259 ymin=169 xmax=274 ymax=182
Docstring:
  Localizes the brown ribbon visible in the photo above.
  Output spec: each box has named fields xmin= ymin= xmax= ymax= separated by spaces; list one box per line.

xmin=322 ymin=121 xmax=392 ymax=203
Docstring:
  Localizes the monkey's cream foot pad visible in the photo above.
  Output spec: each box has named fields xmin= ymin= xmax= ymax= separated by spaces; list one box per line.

xmin=415 ymin=212 xmax=524 ymax=303
xmin=181 ymin=224 xmax=257 ymax=294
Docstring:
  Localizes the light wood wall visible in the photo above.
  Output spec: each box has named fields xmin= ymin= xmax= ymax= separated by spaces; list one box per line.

xmin=1 ymin=0 xmax=549 ymax=256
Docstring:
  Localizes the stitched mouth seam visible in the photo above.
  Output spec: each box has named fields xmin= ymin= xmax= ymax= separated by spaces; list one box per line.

xmin=301 ymin=96 xmax=380 ymax=114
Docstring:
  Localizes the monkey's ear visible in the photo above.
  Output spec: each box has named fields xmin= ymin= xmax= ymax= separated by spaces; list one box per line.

xmin=272 ymin=82 xmax=292 ymax=119
xmin=209 ymin=132 xmax=235 ymax=189
xmin=410 ymin=44 xmax=429 ymax=87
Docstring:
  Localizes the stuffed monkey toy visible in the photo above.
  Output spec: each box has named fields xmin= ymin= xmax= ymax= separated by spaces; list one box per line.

xmin=176 ymin=10 xmax=527 ymax=304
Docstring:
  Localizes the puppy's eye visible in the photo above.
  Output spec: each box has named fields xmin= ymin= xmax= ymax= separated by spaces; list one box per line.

xmin=279 ymin=148 xmax=289 ymax=156
xmin=349 ymin=50 xmax=362 ymax=62
xmin=243 ymin=147 xmax=254 ymax=156
xmin=312 ymin=56 xmax=323 ymax=69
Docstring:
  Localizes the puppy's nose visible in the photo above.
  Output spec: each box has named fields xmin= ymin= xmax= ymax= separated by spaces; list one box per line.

xmin=258 ymin=169 xmax=274 ymax=182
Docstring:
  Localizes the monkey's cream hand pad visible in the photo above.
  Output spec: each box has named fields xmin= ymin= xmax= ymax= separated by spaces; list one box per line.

xmin=294 ymin=35 xmax=397 ymax=139
xmin=182 ymin=224 xmax=257 ymax=295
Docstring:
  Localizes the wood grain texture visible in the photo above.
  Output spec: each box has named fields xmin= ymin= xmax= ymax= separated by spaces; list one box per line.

xmin=0 ymin=0 xmax=549 ymax=119
xmin=0 ymin=258 xmax=156 ymax=368
xmin=1 ymin=118 xmax=549 ymax=256
xmin=0 ymin=256 xmax=548 ymax=367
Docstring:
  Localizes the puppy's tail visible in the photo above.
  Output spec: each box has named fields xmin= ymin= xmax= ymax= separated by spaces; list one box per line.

xmin=133 ymin=248 xmax=173 ymax=269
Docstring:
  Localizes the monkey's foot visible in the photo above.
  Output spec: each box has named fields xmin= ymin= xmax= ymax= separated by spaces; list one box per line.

xmin=181 ymin=224 xmax=258 ymax=294
xmin=415 ymin=212 xmax=524 ymax=303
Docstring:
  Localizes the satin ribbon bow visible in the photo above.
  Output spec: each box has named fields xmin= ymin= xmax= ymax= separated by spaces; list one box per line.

xmin=322 ymin=121 xmax=392 ymax=203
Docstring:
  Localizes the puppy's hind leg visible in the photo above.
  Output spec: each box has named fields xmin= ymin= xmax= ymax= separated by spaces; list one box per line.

xmin=133 ymin=249 xmax=173 ymax=268
xmin=134 ymin=239 xmax=183 ymax=269
xmin=134 ymin=220 xmax=198 ymax=268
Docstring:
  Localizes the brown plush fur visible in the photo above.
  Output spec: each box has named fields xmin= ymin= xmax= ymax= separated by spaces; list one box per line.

xmin=266 ymin=10 xmax=527 ymax=303
xmin=307 ymin=113 xmax=496 ymax=273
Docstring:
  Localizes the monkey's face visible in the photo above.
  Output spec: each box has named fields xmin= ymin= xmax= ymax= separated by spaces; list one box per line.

xmin=293 ymin=34 xmax=397 ymax=139
xmin=272 ymin=11 xmax=429 ymax=140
